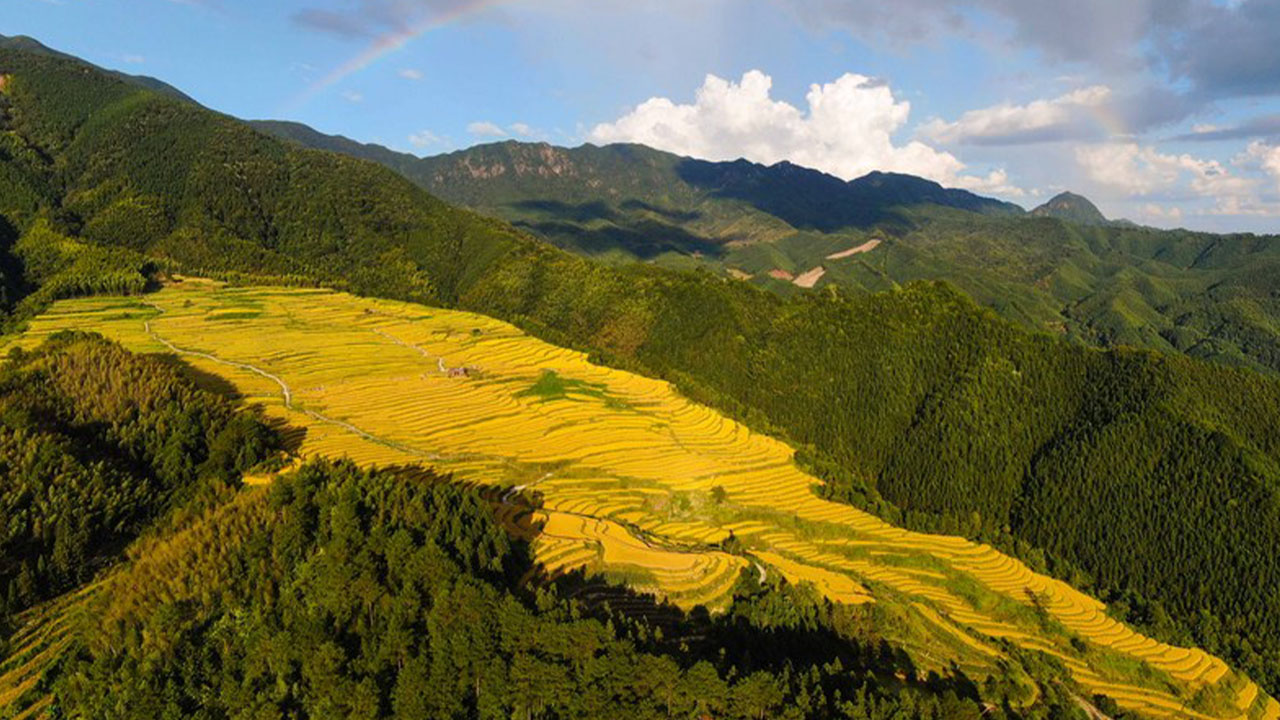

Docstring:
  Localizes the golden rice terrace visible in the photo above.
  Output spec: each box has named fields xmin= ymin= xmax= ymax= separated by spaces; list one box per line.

xmin=11 ymin=279 xmax=1279 ymax=720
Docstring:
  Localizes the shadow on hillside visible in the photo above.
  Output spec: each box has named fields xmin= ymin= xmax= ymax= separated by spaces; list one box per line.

xmin=534 ymin=566 xmax=981 ymax=704
xmin=512 ymin=199 xmax=618 ymax=223
xmin=674 ymin=158 xmax=916 ymax=234
xmin=0 ymin=214 xmax=29 ymax=308
xmin=149 ymin=354 xmax=309 ymax=455
xmin=618 ymin=198 xmax=703 ymax=223
xmin=508 ymin=199 xmax=727 ymax=259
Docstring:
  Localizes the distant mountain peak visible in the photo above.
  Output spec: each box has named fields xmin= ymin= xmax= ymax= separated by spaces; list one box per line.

xmin=1031 ymin=191 xmax=1108 ymax=225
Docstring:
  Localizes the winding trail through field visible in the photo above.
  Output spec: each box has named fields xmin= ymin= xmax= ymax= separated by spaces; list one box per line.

xmin=144 ymin=302 xmax=443 ymax=462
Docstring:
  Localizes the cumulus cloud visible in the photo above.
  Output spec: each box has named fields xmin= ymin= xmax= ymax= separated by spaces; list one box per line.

xmin=1076 ymin=141 xmax=1274 ymax=215
xmin=1139 ymin=203 xmax=1184 ymax=223
xmin=467 ymin=121 xmax=507 ymax=137
xmin=398 ymin=68 xmax=423 ymax=80
xmin=920 ymin=86 xmax=1111 ymax=145
xmin=408 ymin=129 xmax=445 ymax=148
xmin=1242 ymin=141 xmax=1280 ymax=191
xmin=589 ymin=70 xmax=1013 ymax=191
xmin=509 ymin=122 xmax=535 ymax=137
xmin=1076 ymin=143 xmax=1233 ymax=194
xmin=953 ymin=169 xmax=1026 ymax=197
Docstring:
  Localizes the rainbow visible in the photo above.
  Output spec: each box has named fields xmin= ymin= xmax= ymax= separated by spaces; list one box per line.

xmin=1087 ymin=100 xmax=1131 ymax=139
xmin=284 ymin=0 xmax=505 ymax=111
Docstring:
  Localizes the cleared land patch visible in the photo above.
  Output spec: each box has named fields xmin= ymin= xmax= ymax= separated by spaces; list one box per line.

xmin=9 ymin=278 xmax=1276 ymax=720
xmin=793 ymin=266 xmax=826 ymax=288
xmin=826 ymin=238 xmax=882 ymax=260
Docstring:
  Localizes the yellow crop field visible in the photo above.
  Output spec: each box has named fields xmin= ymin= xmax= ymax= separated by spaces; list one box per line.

xmin=10 ymin=278 xmax=1278 ymax=720
xmin=0 ymin=582 xmax=99 ymax=716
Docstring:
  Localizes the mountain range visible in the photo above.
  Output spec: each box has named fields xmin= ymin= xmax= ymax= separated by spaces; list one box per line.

xmin=256 ymin=123 xmax=1280 ymax=377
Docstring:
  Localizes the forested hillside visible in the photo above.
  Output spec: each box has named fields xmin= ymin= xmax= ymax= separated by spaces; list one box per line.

xmin=0 ymin=332 xmax=277 ymax=631
xmin=260 ymin=128 xmax=1280 ymax=377
xmin=2 ymin=41 xmax=1280 ymax=701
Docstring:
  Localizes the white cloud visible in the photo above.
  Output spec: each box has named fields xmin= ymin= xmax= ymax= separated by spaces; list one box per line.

xmin=398 ymin=68 xmax=423 ymax=81
xmin=122 ymin=54 xmax=146 ymax=64
xmin=467 ymin=121 xmax=507 ymax=138
xmin=588 ymin=70 xmax=1010 ymax=191
xmin=919 ymin=86 xmax=1111 ymax=145
xmin=1077 ymin=141 xmax=1275 ymax=216
xmin=1139 ymin=203 xmax=1183 ymax=222
xmin=341 ymin=90 xmax=363 ymax=103
xmin=1244 ymin=141 xmax=1280 ymax=192
xmin=408 ymin=130 xmax=444 ymax=149
xmin=510 ymin=122 xmax=535 ymax=137
xmin=953 ymin=169 xmax=1026 ymax=197
xmin=1076 ymin=143 xmax=1197 ymax=194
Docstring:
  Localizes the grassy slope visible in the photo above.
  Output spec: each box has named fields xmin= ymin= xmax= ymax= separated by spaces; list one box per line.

xmin=2 ymin=42 xmax=1280 ymax=700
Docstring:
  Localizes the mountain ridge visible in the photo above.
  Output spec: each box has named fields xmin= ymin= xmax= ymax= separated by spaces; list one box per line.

xmin=0 ymin=32 xmax=197 ymax=104
xmin=252 ymin=126 xmax=1029 ymax=223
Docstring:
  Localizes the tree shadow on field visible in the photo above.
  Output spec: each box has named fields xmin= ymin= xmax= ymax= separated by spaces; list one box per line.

xmin=149 ymin=354 xmax=309 ymax=454
xmin=532 ymin=564 xmax=982 ymax=704
xmin=152 ymin=354 xmax=244 ymax=398
xmin=376 ymin=465 xmax=984 ymax=706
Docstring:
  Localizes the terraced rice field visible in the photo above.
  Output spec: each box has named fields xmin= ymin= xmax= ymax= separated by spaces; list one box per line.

xmin=0 ymin=583 xmax=100 ymax=718
xmin=9 ymin=278 xmax=1279 ymax=720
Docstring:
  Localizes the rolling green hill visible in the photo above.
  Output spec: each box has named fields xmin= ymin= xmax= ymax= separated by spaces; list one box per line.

xmin=256 ymin=127 xmax=1280 ymax=377
xmin=3 ymin=39 xmax=1280 ymax=712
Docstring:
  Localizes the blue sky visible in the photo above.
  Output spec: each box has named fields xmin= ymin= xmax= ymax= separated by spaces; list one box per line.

xmin=8 ymin=0 xmax=1280 ymax=232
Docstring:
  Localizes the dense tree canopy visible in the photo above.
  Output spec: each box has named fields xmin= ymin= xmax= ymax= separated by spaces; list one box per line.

xmin=0 ymin=333 xmax=277 ymax=626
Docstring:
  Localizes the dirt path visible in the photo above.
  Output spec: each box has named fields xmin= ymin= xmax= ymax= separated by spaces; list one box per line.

xmin=371 ymin=327 xmax=453 ymax=374
xmin=145 ymin=311 xmax=294 ymax=406
xmin=144 ymin=303 xmax=441 ymax=461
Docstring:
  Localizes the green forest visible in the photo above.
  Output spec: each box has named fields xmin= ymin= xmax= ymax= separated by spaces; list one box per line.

xmin=0 ymin=39 xmax=1278 ymax=712
xmin=0 ymin=332 xmax=277 ymax=629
